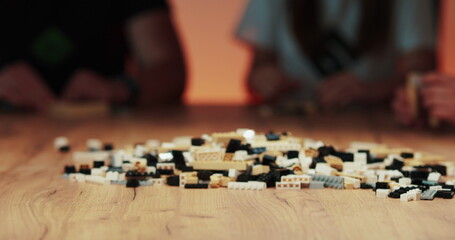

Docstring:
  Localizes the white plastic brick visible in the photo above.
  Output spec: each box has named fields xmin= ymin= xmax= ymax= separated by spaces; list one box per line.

xmin=376 ymin=189 xmax=390 ymax=199
xmin=150 ymin=178 xmax=165 ymax=186
xmin=157 ymin=162 xmax=175 ymax=170
xmin=86 ymin=139 xmax=102 ymax=151
xmin=399 ymin=177 xmax=412 ymax=186
xmin=106 ymin=171 xmax=119 ymax=181
xmin=427 ymin=172 xmax=441 ymax=183
xmin=54 ymin=136 xmax=69 ymax=149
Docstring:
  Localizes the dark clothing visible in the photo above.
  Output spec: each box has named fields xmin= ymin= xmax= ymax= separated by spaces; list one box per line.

xmin=0 ymin=0 xmax=168 ymax=95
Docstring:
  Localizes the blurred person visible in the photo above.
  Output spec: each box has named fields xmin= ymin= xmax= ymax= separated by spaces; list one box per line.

xmin=236 ymin=0 xmax=435 ymax=109
xmin=0 ymin=0 xmax=185 ymax=111
xmin=394 ymin=0 xmax=455 ymax=127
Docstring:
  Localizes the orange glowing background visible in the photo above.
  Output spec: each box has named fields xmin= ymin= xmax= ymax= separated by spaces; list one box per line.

xmin=439 ymin=0 xmax=455 ymax=75
xmin=169 ymin=0 xmax=251 ymax=105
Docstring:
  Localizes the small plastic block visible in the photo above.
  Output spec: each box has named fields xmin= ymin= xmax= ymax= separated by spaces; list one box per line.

xmin=398 ymin=177 xmax=412 ymax=186
xmin=409 ymin=189 xmax=422 ymax=201
xmin=156 ymin=162 xmax=175 ymax=170
xmin=287 ymin=150 xmax=299 ymax=159
xmin=275 ymin=182 xmax=288 ymax=190
xmin=93 ymin=160 xmax=105 ymax=168
xmin=64 ymin=165 xmax=76 ymax=174
xmin=139 ymin=180 xmax=154 ymax=186
xmin=266 ymin=132 xmax=280 ymax=141
xmin=315 ymin=163 xmax=337 ymax=176
xmin=236 ymin=173 xmax=249 ymax=182
xmin=210 ymin=174 xmax=223 ymax=188
xmin=197 ymin=170 xmax=213 ymax=181
xmin=185 ymin=183 xmax=209 ymax=189
xmin=54 ymin=137 xmax=70 ymax=152
xmin=79 ymin=166 xmax=91 ymax=175
xmin=106 ymin=171 xmax=119 ymax=181
xmin=126 ymin=179 xmax=140 ymax=188
xmin=309 ymin=181 xmax=325 ymax=189
xmin=85 ymin=175 xmax=109 ymax=185
xmin=400 ymin=152 xmax=414 ymax=159
xmin=252 ymin=165 xmax=270 ymax=176
xmin=69 ymin=173 xmax=85 ymax=183
xmin=375 ymin=182 xmax=389 ymax=190
xmin=157 ymin=169 xmax=174 ymax=175
xmin=344 ymin=182 xmax=354 ymax=189
xmin=249 ymin=181 xmax=267 ymax=190
xmin=111 ymin=180 xmax=127 ymax=185
xmin=195 ymin=150 xmax=223 ymax=162
xmin=150 ymin=178 xmax=165 ymax=186
xmin=400 ymin=193 xmax=411 ymax=202
xmin=220 ymin=176 xmax=231 ymax=187
xmin=192 ymin=161 xmax=248 ymax=171
xmin=179 ymin=172 xmax=197 ymax=187
xmin=421 ymin=189 xmax=438 ymax=200
xmin=354 ymin=152 xmax=367 ymax=165
xmin=288 ymin=182 xmax=301 ymax=189
xmin=90 ymin=168 xmax=104 ymax=177
xmin=191 ymin=138 xmax=205 ymax=146
xmin=87 ymin=139 xmax=102 ymax=151
xmin=167 ymin=175 xmax=180 ymax=186
xmin=59 ymin=146 xmax=71 ymax=152
xmin=311 ymin=175 xmax=344 ymax=189
xmin=427 ymin=172 xmax=441 ymax=183
xmin=103 ymin=143 xmax=114 ymax=151
xmin=440 ymin=191 xmax=454 ymax=199
xmin=232 ymin=150 xmax=248 ymax=161
xmin=226 ymin=139 xmax=242 ymax=153
xmin=429 ymin=185 xmax=443 ymax=190
xmin=376 ymin=189 xmax=390 ymax=199
xmin=360 ymin=183 xmax=374 ymax=189
xmin=228 ymin=181 xmax=266 ymax=190
xmin=342 ymin=176 xmax=360 ymax=189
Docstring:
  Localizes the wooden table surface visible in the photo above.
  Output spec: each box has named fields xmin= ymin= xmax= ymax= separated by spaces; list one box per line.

xmin=1 ymin=106 xmax=455 ymax=240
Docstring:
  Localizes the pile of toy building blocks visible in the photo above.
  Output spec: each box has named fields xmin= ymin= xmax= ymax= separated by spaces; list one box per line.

xmin=56 ymin=129 xmax=455 ymax=202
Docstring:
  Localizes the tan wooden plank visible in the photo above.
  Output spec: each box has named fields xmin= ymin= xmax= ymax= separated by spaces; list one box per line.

xmin=0 ymin=107 xmax=454 ymax=240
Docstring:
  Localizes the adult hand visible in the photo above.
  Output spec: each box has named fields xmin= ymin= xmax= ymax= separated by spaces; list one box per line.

xmin=421 ymin=73 xmax=455 ymax=125
xmin=248 ymin=65 xmax=300 ymax=102
xmin=318 ymin=72 xmax=366 ymax=108
xmin=392 ymin=87 xmax=421 ymax=127
xmin=62 ymin=69 xmax=130 ymax=104
xmin=0 ymin=62 xmax=55 ymax=111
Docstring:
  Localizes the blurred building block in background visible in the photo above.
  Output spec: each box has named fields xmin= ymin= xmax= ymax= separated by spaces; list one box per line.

xmin=49 ymin=101 xmax=109 ymax=118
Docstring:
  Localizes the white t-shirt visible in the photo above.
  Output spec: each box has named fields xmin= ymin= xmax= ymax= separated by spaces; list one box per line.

xmin=236 ymin=0 xmax=436 ymax=101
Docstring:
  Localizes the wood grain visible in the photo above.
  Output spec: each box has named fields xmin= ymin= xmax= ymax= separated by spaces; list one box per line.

xmin=1 ymin=106 xmax=454 ymax=240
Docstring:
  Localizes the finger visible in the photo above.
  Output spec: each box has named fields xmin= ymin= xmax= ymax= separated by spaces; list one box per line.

xmin=421 ymin=73 xmax=454 ymax=86
xmin=422 ymin=94 xmax=453 ymax=109
xmin=320 ymin=74 xmax=352 ymax=91
xmin=320 ymin=82 xmax=355 ymax=106
xmin=421 ymin=86 xmax=450 ymax=98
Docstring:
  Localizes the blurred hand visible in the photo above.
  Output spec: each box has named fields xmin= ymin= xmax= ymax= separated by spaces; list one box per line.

xmin=248 ymin=65 xmax=300 ymax=102
xmin=62 ymin=69 xmax=129 ymax=104
xmin=0 ymin=62 xmax=55 ymax=111
xmin=318 ymin=72 xmax=365 ymax=108
xmin=421 ymin=73 xmax=455 ymax=125
xmin=392 ymin=87 xmax=422 ymax=127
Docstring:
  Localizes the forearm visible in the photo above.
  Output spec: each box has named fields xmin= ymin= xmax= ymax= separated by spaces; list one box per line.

xmin=126 ymin=9 xmax=186 ymax=106
xmin=362 ymin=48 xmax=435 ymax=104
xmin=135 ymin=59 xmax=186 ymax=106
xmin=247 ymin=48 xmax=301 ymax=103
